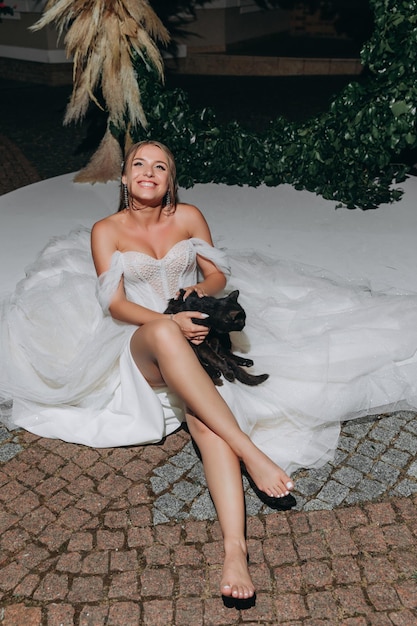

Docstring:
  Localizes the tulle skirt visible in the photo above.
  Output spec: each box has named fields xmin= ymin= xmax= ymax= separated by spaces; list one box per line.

xmin=1 ymin=228 xmax=417 ymax=475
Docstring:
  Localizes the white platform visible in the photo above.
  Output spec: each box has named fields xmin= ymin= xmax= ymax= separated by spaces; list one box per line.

xmin=1 ymin=173 xmax=416 ymax=295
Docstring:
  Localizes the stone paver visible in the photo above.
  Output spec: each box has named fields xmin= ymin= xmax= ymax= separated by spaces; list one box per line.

xmin=0 ymin=410 xmax=416 ymax=624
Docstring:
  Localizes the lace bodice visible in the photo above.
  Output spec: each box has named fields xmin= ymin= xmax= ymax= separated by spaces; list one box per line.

xmin=122 ymin=240 xmax=197 ymax=303
xmin=97 ymin=238 xmax=230 ymax=314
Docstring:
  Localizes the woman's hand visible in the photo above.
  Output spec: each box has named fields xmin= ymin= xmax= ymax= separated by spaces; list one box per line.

xmin=177 ymin=284 xmax=208 ymax=300
xmin=171 ymin=311 xmax=209 ymax=345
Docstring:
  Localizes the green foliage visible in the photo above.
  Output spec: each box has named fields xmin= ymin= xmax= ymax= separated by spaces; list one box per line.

xmin=121 ymin=0 xmax=417 ymax=209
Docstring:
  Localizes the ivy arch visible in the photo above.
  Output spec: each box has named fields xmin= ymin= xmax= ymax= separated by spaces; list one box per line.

xmin=121 ymin=0 xmax=417 ymax=209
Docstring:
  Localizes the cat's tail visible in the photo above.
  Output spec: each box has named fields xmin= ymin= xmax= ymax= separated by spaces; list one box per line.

xmin=233 ymin=370 xmax=269 ymax=387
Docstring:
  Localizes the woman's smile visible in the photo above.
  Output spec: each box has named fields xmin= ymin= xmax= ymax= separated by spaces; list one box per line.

xmin=124 ymin=144 xmax=170 ymax=204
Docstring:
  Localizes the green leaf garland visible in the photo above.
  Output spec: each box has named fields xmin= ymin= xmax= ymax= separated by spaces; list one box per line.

xmin=118 ymin=0 xmax=417 ymax=209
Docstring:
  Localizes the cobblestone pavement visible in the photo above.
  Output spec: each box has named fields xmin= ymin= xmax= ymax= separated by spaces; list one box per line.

xmin=1 ymin=137 xmax=417 ymax=624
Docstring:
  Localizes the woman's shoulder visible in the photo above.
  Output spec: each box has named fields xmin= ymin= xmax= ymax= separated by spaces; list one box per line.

xmin=91 ymin=212 xmax=128 ymax=243
xmin=92 ymin=211 xmax=125 ymax=231
xmin=174 ymin=202 xmax=212 ymax=242
xmin=175 ymin=202 xmax=209 ymax=226
xmin=91 ymin=213 xmax=128 ymax=269
xmin=176 ymin=201 xmax=203 ymax=214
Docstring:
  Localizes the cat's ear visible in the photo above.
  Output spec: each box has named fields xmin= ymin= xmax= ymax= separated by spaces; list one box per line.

xmin=228 ymin=290 xmax=240 ymax=301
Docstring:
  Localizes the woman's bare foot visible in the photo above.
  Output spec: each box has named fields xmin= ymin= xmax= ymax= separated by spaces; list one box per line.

xmin=220 ymin=539 xmax=255 ymax=599
xmin=241 ymin=440 xmax=294 ymax=498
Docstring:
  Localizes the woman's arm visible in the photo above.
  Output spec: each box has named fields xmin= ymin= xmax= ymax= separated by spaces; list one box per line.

xmin=177 ymin=204 xmax=227 ymax=298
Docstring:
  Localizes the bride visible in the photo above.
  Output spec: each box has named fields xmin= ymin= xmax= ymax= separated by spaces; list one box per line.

xmin=2 ymin=139 xmax=417 ymax=599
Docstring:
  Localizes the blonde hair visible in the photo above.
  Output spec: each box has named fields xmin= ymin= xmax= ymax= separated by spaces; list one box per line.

xmin=118 ymin=140 xmax=178 ymax=212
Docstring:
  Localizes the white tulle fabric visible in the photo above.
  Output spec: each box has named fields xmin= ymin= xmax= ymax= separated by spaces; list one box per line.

xmin=1 ymin=227 xmax=417 ymax=474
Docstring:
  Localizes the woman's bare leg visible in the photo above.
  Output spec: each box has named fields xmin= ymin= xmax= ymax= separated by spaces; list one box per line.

xmin=130 ymin=320 xmax=294 ymax=498
xmin=186 ymin=412 xmax=254 ymax=599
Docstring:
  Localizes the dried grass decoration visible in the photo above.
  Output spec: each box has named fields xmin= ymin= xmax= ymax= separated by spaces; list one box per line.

xmin=31 ymin=0 xmax=169 ymax=182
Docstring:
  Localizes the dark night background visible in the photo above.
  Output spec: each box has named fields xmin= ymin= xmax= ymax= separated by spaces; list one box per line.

xmin=0 ymin=0 xmax=371 ymax=182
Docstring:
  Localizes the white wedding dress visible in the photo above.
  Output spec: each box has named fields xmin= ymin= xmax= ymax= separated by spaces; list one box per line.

xmin=1 ymin=227 xmax=417 ymax=475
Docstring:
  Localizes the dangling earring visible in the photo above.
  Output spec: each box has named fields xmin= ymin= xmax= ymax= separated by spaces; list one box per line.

xmin=123 ymin=183 xmax=129 ymax=209
xmin=165 ymin=190 xmax=171 ymax=211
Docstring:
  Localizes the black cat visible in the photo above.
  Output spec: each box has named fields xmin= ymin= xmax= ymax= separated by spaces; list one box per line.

xmin=165 ymin=289 xmax=269 ymax=387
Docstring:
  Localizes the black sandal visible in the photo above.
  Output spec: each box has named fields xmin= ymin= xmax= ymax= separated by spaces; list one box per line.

xmin=245 ymin=472 xmax=297 ymax=510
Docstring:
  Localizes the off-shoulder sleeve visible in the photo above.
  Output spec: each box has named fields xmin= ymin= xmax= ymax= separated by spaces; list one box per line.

xmin=97 ymin=251 xmax=124 ymax=313
xmin=189 ymin=238 xmax=231 ymax=276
